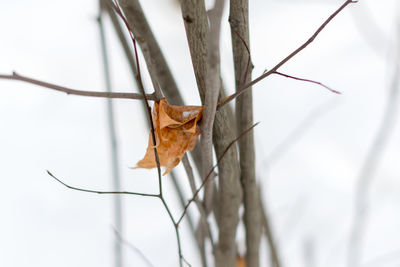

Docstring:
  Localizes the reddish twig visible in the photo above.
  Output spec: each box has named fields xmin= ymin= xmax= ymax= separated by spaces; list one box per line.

xmin=232 ymin=30 xmax=340 ymax=94
xmin=218 ymin=0 xmax=357 ymax=109
xmin=0 ymin=72 xmax=157 ymax=101
xmin=273 ymin=71 xmax=341 ymax=94
xmin=232 ymin=30 xmax=252 ymax=85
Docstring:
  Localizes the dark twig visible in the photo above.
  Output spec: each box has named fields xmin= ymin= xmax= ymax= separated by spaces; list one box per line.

xmin=47 ymin=171 xmax=159 ymax=198
xmin=177 ymin=122 xmax=260 ymax=225
xmin=109 ymin=2 xmax=184 ymax=266
xmin=0 ymin=72 xmax=156 ymax=101
xmin=273 ymin=71 xmax=341 ymax=94
xmin=170 ymin=170 xmax=196 ymax=236
xmin=218 ymin=0 xmax=357 ymax=109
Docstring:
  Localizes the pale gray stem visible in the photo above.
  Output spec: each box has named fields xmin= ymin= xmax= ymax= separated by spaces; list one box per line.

xmin=229 ymin=1 xmax=261 ymax=266
xmin=259 ymin=190 xmax=281 ymax=267
xmin=169 ymin=170 xmax=196 ymax=236
xmin=182 ymin=154 xmax=210 ymax=267
xmin=348 ymin=11 xmax=400 ymax=267
xmin=179 ymin=0 xmax=214 ymax=213
xmin=200 ymin=0 xmax=225 ymax=217
xmin=179 ymin=0 xmax=208 ymax=101
xmin=213 ymin=98 xmax=242 ymax=267
xmin=98 ymin=5 xmax=124 ymax=267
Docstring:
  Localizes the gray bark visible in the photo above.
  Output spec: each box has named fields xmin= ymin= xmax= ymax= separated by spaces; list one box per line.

xmin=229 ymin=1 xmax=261 ymax=266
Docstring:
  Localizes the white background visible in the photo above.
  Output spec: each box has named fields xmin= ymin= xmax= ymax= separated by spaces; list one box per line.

xmin=1 ymin=0 xmax=399 ymax=266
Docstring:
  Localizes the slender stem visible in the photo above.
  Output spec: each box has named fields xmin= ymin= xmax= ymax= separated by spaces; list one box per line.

xmin=0 ymin=72 xmax=157 ymax=101
xmin=273 ymin=71 xmax=340 ymax=94
xmin=47 ymin=171 xmax=159 ymax=198
xmin=109 ymin=2 xmax=184 ymax=266
xmin=177 ymin=122 xmax=259 ymax=225
xmin=218 ymin=0 xmax=357 ymax=109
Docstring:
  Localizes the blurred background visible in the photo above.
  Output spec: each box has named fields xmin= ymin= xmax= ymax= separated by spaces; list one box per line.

xmin=0 ymin=0 xmax=399 ymax=266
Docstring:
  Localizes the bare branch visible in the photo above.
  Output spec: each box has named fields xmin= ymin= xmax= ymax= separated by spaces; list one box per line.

xmin=114 ymin=0 xmax=183 ymax=106
xmin=47 ymin=171 xmax=159 ymax=198
xmin=0 ymin=72 xmax=156 ymax=101
xmin=218 ymin=0 xmax=357 ymax=109
xmin=109 ymin=2 xmax=185 ymax=266
xmin=273 ymin=71 xmax=341 ymax=94
xmin=178 ymin=122 xmax=259 ymax=225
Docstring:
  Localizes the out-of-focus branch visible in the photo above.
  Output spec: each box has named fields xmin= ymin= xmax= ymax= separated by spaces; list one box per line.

xmin=105 ymin=1 xmax=138 ymax=79
xmin=229 ymin=1 xmax=260 ymax=266
xmin=116 ymin=0 xmax=183 ymax=105
xmin=113 ymin=228 xmax=155 ymax=267
xmin=350 ymin=2 xmax=389 ymax=57
xmin=263 ymin=99 xmax=340 ymax=167
xmin=259 ymin=191 xmax=281 ymax=267
xmin=182 ymin=154 xmax=212 ymax=267
xmin=0 ymin=72 xmax=157 ymax=100
xmin=98 ymin=4 xmax=124 ymax=267
xmin=348 ymin=12 xmax=400 ymax=267
xmin=169 ymin=170 xmax=196 ymax=237
xmin=108 ymin=2 xmax=185 ymax=265
xmin=218 ymin=0 xmax=357 ymax=109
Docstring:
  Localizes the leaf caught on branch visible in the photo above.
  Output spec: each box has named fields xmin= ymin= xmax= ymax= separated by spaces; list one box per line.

xmin=135 ymin=99 xmax=203 ymax=175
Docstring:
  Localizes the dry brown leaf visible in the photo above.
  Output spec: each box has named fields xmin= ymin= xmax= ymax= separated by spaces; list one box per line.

xmin=135 ymin=98 xmax=203 ymax=175
xmin=237 ymin=256 xmax=246 ymax=267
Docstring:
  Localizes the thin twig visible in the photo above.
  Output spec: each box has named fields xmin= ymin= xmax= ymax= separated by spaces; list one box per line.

xmin=273 ymin=71 xmax=341 ymax=94
xmin=0 ymin=72 xmax=157 ymax=101
xmin=182 ymin=154 xmax=214 ymax=244
xmin=47 ymin=171 xmax=159 ymax=198
xmin=109 ymin=2 xmax=184 ymax=266
xmin=170 ymin=170 xmax=196 ymax=236
xmin=218 ymin=0 xmax=357 ymax=109
xmin=232 ymin=29 xmax=252 ymax=85
xmin=177 ymin=122 xmax=260 ymax=225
